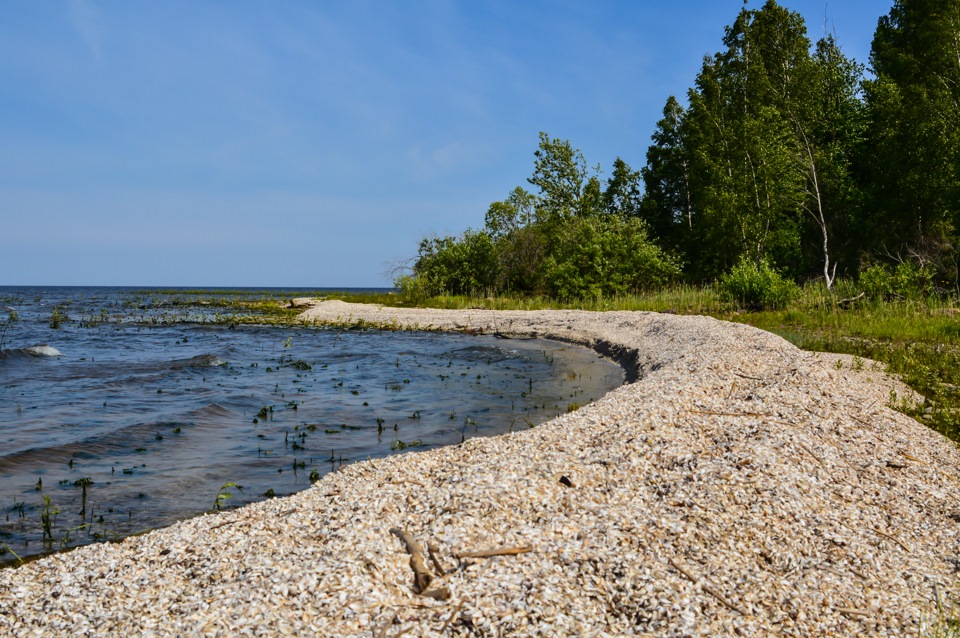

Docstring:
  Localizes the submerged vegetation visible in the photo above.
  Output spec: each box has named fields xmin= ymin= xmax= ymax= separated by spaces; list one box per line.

xmin=2 ymin=288 xmax=618 ymax=566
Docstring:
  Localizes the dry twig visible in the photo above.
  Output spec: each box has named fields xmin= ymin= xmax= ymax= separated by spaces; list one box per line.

xmin=668 ymin=557 xmax=745 ymax=616
xmin=374 ymin=614 xmax=398 ymax=638
xmin=428 ymin=543 xmax=447 ymax=575
xmin=455 ymin=546 xmax=533 ymax=559
xmin=440 ymin=600 xmax=465 ymax=635
xmin=837 ymin=607 xmax=871 ymax=617
xmin=872 ymin=528 xmax=911 ymax=553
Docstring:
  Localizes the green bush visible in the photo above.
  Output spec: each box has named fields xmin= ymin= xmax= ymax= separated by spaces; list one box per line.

xmin=719 ymin=257 xmax=798 ymax=310
xmin=394 ymin=274 xmax=432 ymax=305
xmin=542 ymin=216 xmax=681 ymax=299
xmin=858 ymin=261 xmax=935 ymax=300
xmin=412 ymin=230 xmax=498 ymax=296
xmin=858 ymin=263 xmax=893 ymax=299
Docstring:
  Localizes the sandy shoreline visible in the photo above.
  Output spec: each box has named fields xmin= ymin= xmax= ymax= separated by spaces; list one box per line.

xmin=2 ymin=301 xmax=958 ymax=636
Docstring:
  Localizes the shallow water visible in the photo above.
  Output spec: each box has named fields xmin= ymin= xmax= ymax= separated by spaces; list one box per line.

xmin=0 ymin=287 xmax=622 ymax=564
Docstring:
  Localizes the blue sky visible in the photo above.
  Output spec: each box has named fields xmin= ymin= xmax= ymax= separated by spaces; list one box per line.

xmin=1 ymin=0 xmax=892 ymax=287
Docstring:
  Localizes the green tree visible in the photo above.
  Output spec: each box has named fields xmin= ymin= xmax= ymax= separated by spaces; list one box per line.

xmin=640 ymin=96 xmax=691 ymax=246
xmin=643 ymin=0 xmax=864 ymax=285
xmin=603 ymin=157 xmax=643 ymax=219
xmin=541 ymin=216 xmax=681 ymax=298
xmin=528 ymin=132 xmax=588 ymax=222
xmin=861 ymin=0 xmax=960 ymax=281
xmin=785 ymin=35 xmax=865 ymax=288
xmin=581 ymin=174 xmax=604 ymax=217
xmin=484 ymin=187 xmax=536 ymax=240
xmin=675 ymin=1 xmax=811 ymax=278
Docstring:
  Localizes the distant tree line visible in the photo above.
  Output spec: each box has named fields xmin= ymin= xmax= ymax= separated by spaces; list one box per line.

xmin=399 ymin=0 xmax=960 ymax=300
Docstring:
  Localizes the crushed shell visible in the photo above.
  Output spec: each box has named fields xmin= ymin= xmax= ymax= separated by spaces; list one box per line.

xmin=1 ymin=301 xmax=959 ymax=636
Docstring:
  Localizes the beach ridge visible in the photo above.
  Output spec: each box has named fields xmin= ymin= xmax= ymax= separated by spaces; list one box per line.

xmin=1 ymin=301 xmax=957 ymax=636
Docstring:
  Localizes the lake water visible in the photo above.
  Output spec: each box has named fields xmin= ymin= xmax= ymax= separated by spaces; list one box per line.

xmin=0 ymin=287 xmax=622 ymax=565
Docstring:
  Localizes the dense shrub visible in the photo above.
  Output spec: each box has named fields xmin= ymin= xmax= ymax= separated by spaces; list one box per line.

xmin=493 ymin=224 xmax=548 ymax=294
xmin=410 ymin=230 xmax=498 ymax=296
xmin=719 ymin=257 xmax=799 ymax=309
xmin=401 ymin=214 xmax=679 ymax=301
xmin=394 ymin=274 xmax=432 ymax=305
xmin=543 ymin=216 xmax=681 ymax=298
xmin=858 ymin=261 xmax=936 ymax=300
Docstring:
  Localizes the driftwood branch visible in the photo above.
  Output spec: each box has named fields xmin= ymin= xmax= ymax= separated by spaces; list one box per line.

xmin=455 ymin=546 xmax=533 ymax=559
xmin=390 ymin=528 xmax=432 ymax=593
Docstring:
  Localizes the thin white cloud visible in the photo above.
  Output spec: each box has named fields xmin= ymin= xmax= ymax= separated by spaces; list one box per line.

xmin=67 ymin=0 xmax=105 ymax=60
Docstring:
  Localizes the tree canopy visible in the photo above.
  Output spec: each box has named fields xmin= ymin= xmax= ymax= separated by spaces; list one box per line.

xmin=401 ymin=0 xmax=960 ymax=299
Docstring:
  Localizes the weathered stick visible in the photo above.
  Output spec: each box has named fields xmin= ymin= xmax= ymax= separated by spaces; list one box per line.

xmin=872 ymin=527 xmax=911 ymax=553
xmin=837 ymin=607 xmax=871 ymax=617
xmin=427 ymin=543 xmax=447 ymax=575
xmin=440 ymin=600 xmax=465 ymax=635
xmin=390 ymin=528 xmax=432 ymax=593
xmin=668 ymin=557 xmax=745 ymax=616
xmin=455 ymin=546 xmax=533 ymax=559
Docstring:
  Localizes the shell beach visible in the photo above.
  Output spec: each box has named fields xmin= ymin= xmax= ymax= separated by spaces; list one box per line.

xmin=2 ymin=300 xmax=959 ymax=636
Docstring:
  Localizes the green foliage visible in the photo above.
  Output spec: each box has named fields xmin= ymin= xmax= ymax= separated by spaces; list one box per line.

xmin=528 ymin=132 xmax=588 ymax=222
xmin=858 ymin=264 xmax=894 ymax=299
xmin=49 ymin=307 xmax=67 ymax=329
xmin=640 ymin=96 xmax=690 ymax=243
xmin=411 ymin=230 xmax=498 ymax=297
xmin=542 ymin=216 xmax=680 ymax=299
xmin=859 ymin=261 xmax=936 ymax=300
xmin=719 ymin=257 xmax=799 ymax=310
xmin=860 ymin=0 xmax=960 ymax=272
xmin=0 ymin=541 xmax=23 ymax=566
xmin=212 ymin=482 xmax=241 ymax=512
xmin=395 ymin=274 xmax=432 ymax=305
xmin=639 ymin=1 xmax=867 ymax=285
xmin=603 ymin=158 xmax=643 ymax=218
xmin=484 ymin=187 xmax=536 ymax=239
xmin=399 ymin=0 xmax=960 ymax=323
xmin=401 ymin=130 xmax=680 ymax=300
xmin=40 ymin=495 xmax=58 ymax=543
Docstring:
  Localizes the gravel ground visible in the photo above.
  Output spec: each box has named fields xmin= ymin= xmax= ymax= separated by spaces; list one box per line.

xmin=1 ymin=301 xmax=958 ymax=637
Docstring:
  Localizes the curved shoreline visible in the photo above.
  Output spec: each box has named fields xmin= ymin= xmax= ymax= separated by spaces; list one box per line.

xmin=2 ymin=301 xmax=958 ymax=636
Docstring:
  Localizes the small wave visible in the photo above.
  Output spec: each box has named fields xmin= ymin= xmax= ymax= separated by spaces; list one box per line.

xmin=191 ymin=403 xmax=234 ymax=420
xmin=446 ymin=344 xmax=513 ymax=364
xmin=170 ymin=354 xmax=227 ymax=369
xmin=0 ymin=345 xmax=63 ymax=359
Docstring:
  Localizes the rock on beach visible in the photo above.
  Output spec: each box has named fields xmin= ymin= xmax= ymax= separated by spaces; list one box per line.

xmin=1 ymin=301 xmax=958 ymax=636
